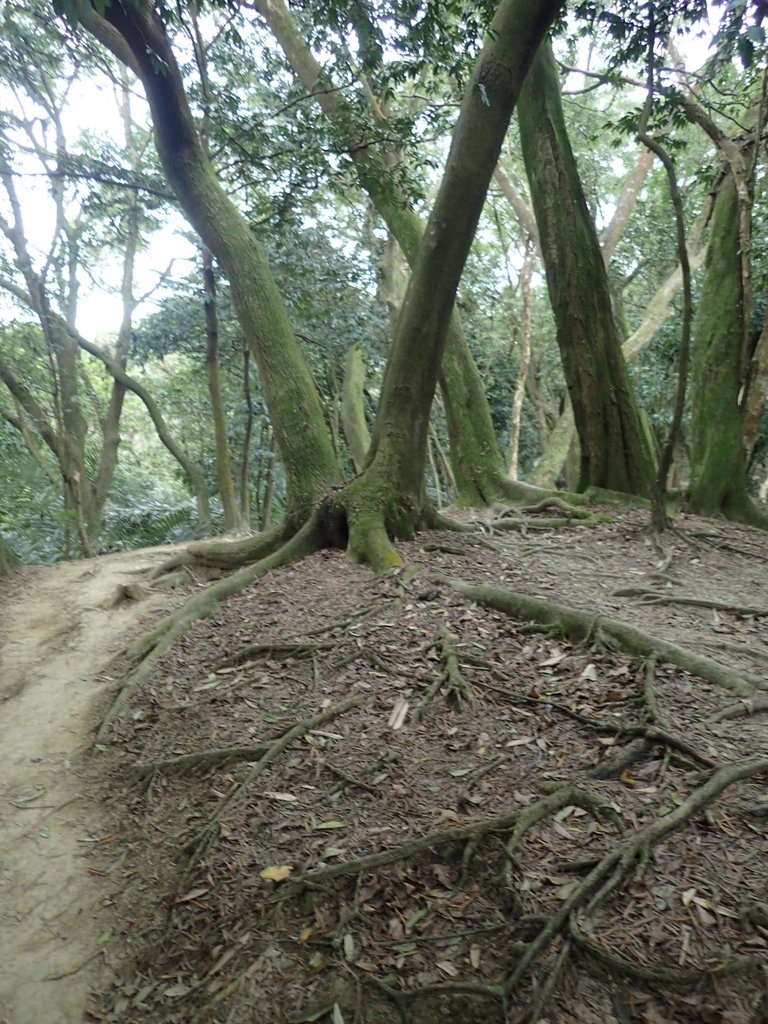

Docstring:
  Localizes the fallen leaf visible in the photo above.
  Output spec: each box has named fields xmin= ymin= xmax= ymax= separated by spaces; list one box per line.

xmin=540 ymin=653 xmax=567 ymax=668
xmin=580 ymin=663 xmax=598 ymax=681
xmin=264 ymin=791 xmax=299 ymax=802
xmin=690 ymin=895 xmax=738 ymax=919
xmin=259 ymin=864 xmax=293 ymax=882
xmin=436 ymin=960 xmax=459 ymax=977
xmin=173 ymin=887 xmax=209 ymax=905
xmin=388 ymin=696 xmax=409 ymax=730
xmin=555 ymin=881 xmax=580 ymax=900
xmin=315 ymin=821 xmax=346 ymax=831
xmin=163 ymin=984 xmax=191 ymax=999
xmin=208 ymin=948 xmax=236 ymax=976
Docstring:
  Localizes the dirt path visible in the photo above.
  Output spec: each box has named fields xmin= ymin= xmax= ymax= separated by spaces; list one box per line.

xmin=0 ymin=549 xmax=176 ymax=1024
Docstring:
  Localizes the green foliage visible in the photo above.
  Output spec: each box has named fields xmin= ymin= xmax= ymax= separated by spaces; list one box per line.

xmin=101 ymin=499 xmax=197 ymax=549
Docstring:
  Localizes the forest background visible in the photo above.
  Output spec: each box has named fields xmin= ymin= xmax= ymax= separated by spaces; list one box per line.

xmin=0 ymin=0 xmax=766 ymax=567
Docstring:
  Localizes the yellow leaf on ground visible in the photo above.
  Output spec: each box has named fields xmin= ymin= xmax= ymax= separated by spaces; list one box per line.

xmin=259 ymin=864 xmax=293 ymax=882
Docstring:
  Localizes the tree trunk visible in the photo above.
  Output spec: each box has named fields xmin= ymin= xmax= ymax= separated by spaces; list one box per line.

xmin=508 ymin=237 xmax=534 ymax=479
xmin=254 ymin=0 xmax=527 ymax=508
xmin=202 ymin=248 xmax=242 ymax=531
xmin=530 ymin=242 xmax=708 ymax=488
xmin=239 ymin=345 xmax=254 ymax=522
xmin=688 ymin=168 xmax=766 ymax=525
xmin=341 ymin=0 xmax=564 ymax=568
xmin=743 ymin=305 xmax=768 ymax=462
xmin=340 ymin=345 xmax=371 ymax=474
xmin=517 ymin=38 xmax=656 ymax=497
xmin=92 ymin=1 xmax=341 ymax=524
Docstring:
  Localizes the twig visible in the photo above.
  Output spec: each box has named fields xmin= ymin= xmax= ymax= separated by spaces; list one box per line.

xmin=182 ymin=695 xmax=367 ymax=867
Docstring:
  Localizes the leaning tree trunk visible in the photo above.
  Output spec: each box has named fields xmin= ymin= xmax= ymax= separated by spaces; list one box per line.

xmin=254 ymin=0 xmax=533 ymax=508
xmin=688 ymin=168 xmax=767 ymax=526
xmin=87 ymin=1 xmax=341 ymax=525
xmin=340 ymin=0 xmax=564 ymax=569
xmin=517 ymin=38 xmax=656 ymax=497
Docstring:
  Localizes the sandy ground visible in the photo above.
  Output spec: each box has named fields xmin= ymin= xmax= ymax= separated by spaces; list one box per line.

xmin=0 ymin=549 xmax=175 ymax=1024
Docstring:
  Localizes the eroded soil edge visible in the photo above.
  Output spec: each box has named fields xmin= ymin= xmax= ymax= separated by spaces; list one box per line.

xmin=0 ymin=550 xmax=175 ymax=1024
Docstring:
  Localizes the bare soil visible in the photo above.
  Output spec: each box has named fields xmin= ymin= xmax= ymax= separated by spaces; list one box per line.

xmin=2 ymin=509 xmax=768 ymax=1024
xmin=0 ymin=548 xmax=179 ymax=1024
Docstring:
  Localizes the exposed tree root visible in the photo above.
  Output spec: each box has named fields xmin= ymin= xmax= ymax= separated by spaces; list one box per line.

xmin=708 ymin=693 xmax=768 ymax=722
xmin=460 ymin=652 xmax=713 ymax=772
xmin=132 ymin=740 xmax=276 ymax=780
xmin=422 ymin=509 xmax=479 ymax=534
xmin=517 ymin=497 xmax=594 ymax=518
xmin=498 ymin=758 xmax=768 ymax=995
xmin=216 ymin=640 xmax=336 ymax=670
xmin=433 ymin=576 xmax=767 ymax=695
xmin=282 ymin=784 xmax=615 ymax=898
xmin=421 ymin=542 xmax=468 ymax=556
xmin=570 ymin=921 xmax=757 ymax=990
xmin=273 ymin=759 xmax=768 ymax=1018
xmin=489 ymin=515 xmax=600 ymax=532
xmin=181 ymin=694 xmax=367 ymax=869
xmin=96 ymin=520 xmax=324 ymax=741
xmin=612 ymin=587 xmax=768 ymax=617
xmin=148 ymin=523 xmax=291 ymax=576
xmin=701 ymin=638 xmax=768 ymax=664
xmin=414 ymin=626 xmax=473 ymax=722
xmin=642 ymin=657 xmax=664 ymax=726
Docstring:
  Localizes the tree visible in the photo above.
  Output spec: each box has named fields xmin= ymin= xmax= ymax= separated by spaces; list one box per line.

xmin=0 ymin=22 xmax=214 ymax=547
xmin=81 ymin=0 xmax=343 ymax=534
xmin=688 ymin=164 xmax=768 ymax=526
xmin=72 ymin=0 xmax=564 ymax=571
xmin=252 ymin=0 xmax=533 ymax=507
xmin=517 ymin=38 xmax=656 ymax=496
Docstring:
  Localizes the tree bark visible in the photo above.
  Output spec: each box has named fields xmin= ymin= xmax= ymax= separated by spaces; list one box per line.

xmin=743 ymin=305 xmax=768 ymax=462
xmin=508 ymin=236 xmax=534 ymax=479
xmin=517 ymin=38 xmax=656 ymax=497
xmin=688 ymin=168 xmax=766 ymax=525
xmin=600 ymin=148 xmax=654 ymax=265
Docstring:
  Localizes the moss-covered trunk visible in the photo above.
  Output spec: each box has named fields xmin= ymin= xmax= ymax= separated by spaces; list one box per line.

xmin=255 ymin=0 xmax=521 ymax=507
xmin=518 ymin=39 xmax=655 ymax=497
xmin=93 ymin=2 xmax=341 ymax=523
xmin=688 ymin=169 xmax=765 ymax=524
xmin=341 ymin=0 xmax=564 ymax=568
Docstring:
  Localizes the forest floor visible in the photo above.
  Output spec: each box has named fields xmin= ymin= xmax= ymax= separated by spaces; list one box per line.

xmin=1 ymin=507 xmax=768 ymax=1024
